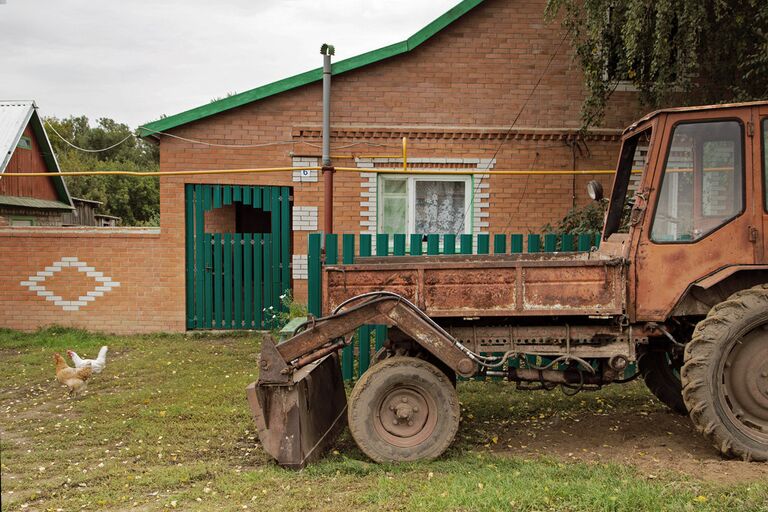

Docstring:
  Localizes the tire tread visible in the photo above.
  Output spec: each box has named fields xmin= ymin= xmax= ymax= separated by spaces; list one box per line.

xmin=682 ymin=284 xmax=768 ymax=461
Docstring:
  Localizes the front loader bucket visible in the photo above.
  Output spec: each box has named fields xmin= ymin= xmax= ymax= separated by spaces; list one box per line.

xmin=246 ymin=343 xmax=347 ymax=469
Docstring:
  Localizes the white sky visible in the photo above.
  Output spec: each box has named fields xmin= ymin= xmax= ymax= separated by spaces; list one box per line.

xmin=1 ymin=0 xmax=459 ymax=128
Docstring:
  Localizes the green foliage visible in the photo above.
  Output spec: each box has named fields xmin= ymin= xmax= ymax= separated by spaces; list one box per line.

xmin=44 ymin=116 xmax=160 ymax=225
xmin=543 ymin=199 xmax=608 ymax=237
xmin=209 ymin=91 xmax=239 ymax=103
xmin=546 ymin=0 xmax=768 ymax=126
xmin=265 ymin=290 xmax=308 ymax=336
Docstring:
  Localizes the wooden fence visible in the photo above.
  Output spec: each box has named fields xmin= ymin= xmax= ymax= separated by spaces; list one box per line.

xmin=307 ymin=232 xmax=600 ymax=381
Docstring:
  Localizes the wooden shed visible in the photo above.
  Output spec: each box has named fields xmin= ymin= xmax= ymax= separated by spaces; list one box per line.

xmin=62 ymin=197 xmax=121 ymax=227
xmin=0 ymin=100 xmax=74 ymax=226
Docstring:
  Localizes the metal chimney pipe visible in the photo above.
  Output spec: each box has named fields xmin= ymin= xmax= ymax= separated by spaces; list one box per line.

xmin=320 ymin=44 xmax=335 ymax=235
xmin=321 ymin=44 xmax=333 ymax=167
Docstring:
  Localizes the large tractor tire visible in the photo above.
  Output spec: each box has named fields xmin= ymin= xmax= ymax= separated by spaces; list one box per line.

xmin=681 ymin=285 xmax=768 ymax=461
xmin=640 ymin=348 xmax=687 ymax=415
xmin=348 ymin=356 xmax=460 ymax=462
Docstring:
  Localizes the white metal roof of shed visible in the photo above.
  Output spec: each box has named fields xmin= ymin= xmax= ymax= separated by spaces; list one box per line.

xmin=0 ymin=100 xmax=35 ymax=172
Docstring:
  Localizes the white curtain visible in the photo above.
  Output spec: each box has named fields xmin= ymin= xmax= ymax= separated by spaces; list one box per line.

xmin=414 ymin=181 xmax=465 ymax=234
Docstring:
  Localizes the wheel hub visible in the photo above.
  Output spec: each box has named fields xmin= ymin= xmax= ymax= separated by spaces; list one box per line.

xmin=378 ymin=388 xmax=434 ymax=446
xmin=721 ymin=325 xmax=768 ymax=442
xmin=380 ymin=389 xmax=429 ymax=439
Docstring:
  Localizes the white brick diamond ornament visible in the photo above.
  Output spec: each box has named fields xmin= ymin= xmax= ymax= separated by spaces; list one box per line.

xmin=20 ymin=257 xmax=120 ymax=311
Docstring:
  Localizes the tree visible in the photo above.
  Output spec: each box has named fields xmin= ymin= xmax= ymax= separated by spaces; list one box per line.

xmin=44 ymin=116 xmax=160 ymax=225
xmin=546 ymin=0 xmax=768 ymax=127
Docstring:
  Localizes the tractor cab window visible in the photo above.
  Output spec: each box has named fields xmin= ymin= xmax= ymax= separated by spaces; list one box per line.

xmin=651 ymin=121 xmax=743 ymax=243
xmin=604 ymin=129 xmax=651 ymax=238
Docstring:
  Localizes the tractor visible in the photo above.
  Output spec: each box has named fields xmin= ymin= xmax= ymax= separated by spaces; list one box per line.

xmin=247 ymin=100 xmax=768 ymax=467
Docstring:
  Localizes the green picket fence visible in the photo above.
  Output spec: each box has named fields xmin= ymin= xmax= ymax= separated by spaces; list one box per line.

xmin=307 ymin=232 xmax=600 ymax=381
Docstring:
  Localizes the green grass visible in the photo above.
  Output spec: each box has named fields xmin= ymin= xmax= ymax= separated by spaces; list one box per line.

xmin=1 ymin=328 xmax=766 ymax=511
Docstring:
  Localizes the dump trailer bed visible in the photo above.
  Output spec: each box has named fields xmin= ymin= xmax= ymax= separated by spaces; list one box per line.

xmin=323 ymin=252 xmax=627 ymax=318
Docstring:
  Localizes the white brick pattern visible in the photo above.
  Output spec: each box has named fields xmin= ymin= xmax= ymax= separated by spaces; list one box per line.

xmin=292 ymin=157 xmax=319 ymax=182
xmin=20 ymin=257 xmax=120 ymax=311
xmin=292 ymin=254 xmax=308 ymax=279
xmin=292 ymin=206 xmax=318 ymax=231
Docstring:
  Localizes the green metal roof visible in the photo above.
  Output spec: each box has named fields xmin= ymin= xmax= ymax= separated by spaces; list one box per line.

xmin=138 ymin=0 xmax=485 ymax=138
xmin=0 ymin=195 xmax=74 ymax=210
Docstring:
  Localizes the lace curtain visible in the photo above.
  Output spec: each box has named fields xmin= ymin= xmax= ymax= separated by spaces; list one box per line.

xmin=414 ymin=181 xmax=466 ymax=234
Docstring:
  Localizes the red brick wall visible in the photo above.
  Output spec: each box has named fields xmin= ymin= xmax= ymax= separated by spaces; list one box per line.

xmin=0 ymin=0 xmax=648 ymax=334
xmin=0 ymin=228 xmax=182 ymax=334
xmin=204 ymin=205 xmax=236 ymax=233
xmin=155 ymin=0 xmax=643 ymax=305
xmin=0 ymin=0 xmax=647 ymax=334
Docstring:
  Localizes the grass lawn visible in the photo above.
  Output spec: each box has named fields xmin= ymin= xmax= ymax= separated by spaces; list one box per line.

xmin=1 ymin=328 xmax=766 ymax=512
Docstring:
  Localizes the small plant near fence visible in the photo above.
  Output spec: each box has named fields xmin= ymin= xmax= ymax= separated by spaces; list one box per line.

xmin=265 ymin=291 xmax=308 ymax=337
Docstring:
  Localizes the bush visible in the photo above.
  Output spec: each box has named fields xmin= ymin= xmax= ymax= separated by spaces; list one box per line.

xmin=542 ymin=199 xmax=608 ymax=237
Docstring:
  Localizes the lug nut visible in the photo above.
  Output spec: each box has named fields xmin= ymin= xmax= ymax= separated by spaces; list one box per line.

xmin=393 ymin=419 xmax=398 ymax=425
xmin=413 ymin=406 xmax=419 ymax=413
xmin=401 ymin=397 xmax=408 ymax=403
xmin=408 ymin=420 xmax=413 ymax=426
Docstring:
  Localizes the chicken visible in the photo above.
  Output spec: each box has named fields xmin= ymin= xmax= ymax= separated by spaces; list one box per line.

xmin=67 ymin=346 xmax=108 ymax=374
xmin=54 ymin=353 xmax=92 ymax=397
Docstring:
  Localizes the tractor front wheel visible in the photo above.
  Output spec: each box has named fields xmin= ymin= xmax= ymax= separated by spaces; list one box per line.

xmin=640 ymin=348 xmax=687 ymax=415
xmin=682 ymin=285 xmax=768 ymax=461
xmin=348 ymin=356 xmax=460 ymax=462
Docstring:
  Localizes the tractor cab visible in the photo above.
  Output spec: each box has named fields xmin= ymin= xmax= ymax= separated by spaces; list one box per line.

xmin=599 ymin=101 xmax=768 ymax=322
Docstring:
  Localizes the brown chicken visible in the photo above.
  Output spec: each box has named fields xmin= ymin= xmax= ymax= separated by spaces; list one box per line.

xmin=54 ymin=353 xmax=92 ymax=397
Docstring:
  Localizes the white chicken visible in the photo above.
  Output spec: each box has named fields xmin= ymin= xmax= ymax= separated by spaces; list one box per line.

xmin=67 ymin=346 xmax=108 ymax=374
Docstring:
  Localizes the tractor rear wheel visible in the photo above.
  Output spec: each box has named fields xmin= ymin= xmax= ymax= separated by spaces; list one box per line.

xmin=640 ymin=348 xmax=687 ymax=415
xmin=681 ymin=285 xmax=768 ymax=461
xmin=348 ymin=356 xmax=460 ymax=462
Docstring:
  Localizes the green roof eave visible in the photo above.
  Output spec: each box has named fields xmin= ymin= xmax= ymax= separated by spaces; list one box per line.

xmin=0 ymin=195 xmax=75 ymax=210
xmin=138 ymin=0 xmax=485 ymax=138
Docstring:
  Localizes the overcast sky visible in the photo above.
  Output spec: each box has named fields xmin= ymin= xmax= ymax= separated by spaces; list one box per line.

xmin=1 ymin=0 xmax=458 ymax=128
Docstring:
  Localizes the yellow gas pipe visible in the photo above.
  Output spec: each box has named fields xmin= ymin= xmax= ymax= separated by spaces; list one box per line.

xmin=3 ymin=167 xmax=631 ymax=178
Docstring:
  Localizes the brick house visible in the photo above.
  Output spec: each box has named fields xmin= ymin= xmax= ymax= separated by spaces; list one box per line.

xmin=0 ymin=0 xmax=646 ymax=334
xmin=139 ymin=0 xmax=642 ymax=309
xmin=0 ymin=100 xmax=75 ymax=226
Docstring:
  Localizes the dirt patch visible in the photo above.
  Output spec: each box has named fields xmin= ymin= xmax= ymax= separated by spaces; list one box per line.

xmin=496 ymin=408 xmax=768 ymax=484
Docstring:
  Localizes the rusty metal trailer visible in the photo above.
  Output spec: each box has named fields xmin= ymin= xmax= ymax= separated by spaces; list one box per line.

xmin=324 ymin=252 xmax=626 ymax=318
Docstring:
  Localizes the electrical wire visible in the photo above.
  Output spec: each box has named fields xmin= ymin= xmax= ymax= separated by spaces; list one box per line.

xmin=303 ymin=141 xmax=404 ymax=150
xmin=48 ymin=123 xmax=405 ymax=152
xmin=290 ymin=291 xmax=636 ymax=397
xmin=142 ymin=128 xmax=404 ymax=151
xmin=456 ymin=32 xmax=569 ymax=234
xmin=45 ymin=122 xmax=134 ymax=153
xmin=139 ymin=127 xmax=301 ymax=148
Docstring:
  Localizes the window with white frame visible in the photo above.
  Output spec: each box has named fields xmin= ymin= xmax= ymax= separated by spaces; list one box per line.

xmin=378 ymin=174 xmax=472 ymax=235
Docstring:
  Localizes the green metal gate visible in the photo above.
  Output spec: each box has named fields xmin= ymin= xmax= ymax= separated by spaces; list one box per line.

xmin=185 ymin=184 xmax=291 ymax=330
